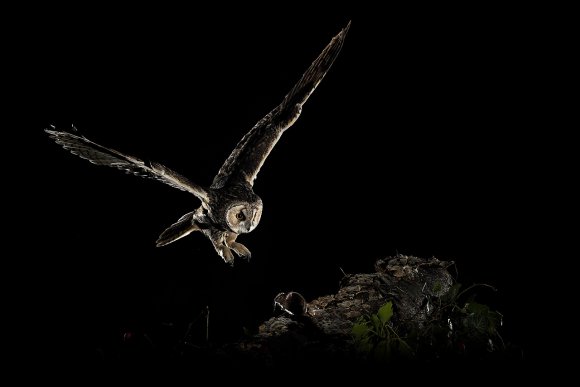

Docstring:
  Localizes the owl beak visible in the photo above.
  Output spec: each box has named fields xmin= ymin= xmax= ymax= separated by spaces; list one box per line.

xmin=251 ymin=209 xmax=259 ymax=224
xmin=244 ymin=209 xmax=258 ymax=233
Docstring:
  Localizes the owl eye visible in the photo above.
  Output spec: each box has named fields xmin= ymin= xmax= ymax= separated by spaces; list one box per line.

xmin=236 ymin=212 xmax=245 ymax=221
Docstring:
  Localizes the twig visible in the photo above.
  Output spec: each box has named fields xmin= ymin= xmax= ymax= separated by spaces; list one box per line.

xmin=205 ymin=305 xmax=210 ymax=342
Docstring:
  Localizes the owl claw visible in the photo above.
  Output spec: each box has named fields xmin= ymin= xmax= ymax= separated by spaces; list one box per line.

xmin=230 ymin=242 xmax=252 ymax=261
xmin=217 ymin=246 xmax=235 ymax=266
xmin=211 ymin=232 xmax=251 ymax=265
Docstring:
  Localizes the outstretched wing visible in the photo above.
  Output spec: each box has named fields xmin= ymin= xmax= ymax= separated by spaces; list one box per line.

xmin=211 ymin=22 xmax=350 ymax=188
xmin=45 ymin=129 xmax=209 ymax=203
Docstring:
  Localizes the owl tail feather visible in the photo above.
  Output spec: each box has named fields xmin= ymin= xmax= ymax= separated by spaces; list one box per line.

xmin=156 ymin=213 xmax=201 ymax=247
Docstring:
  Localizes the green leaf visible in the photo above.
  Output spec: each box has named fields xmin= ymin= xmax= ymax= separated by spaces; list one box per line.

xmin=371 ymin=314 xmax=382 ymax=331
xmin=433 ymin=281 xmax=442 ymax=293
xmin=352 ymin=322 xmax=369 ymax=340
xmin=442 ymin=283 xmax=462 ymax=303
xmin=463 ymin=302 xmax=501 ymax=336
xmin=466 ymin=301 xmax=490 ymax=314
xmin=378 ymin=302 xmax=393 ymax=324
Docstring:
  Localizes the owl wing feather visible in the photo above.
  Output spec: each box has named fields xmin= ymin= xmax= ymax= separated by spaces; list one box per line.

xmin=211 ymin=21 xmax=350 ymax=188
xmin=156 ymin=211 xmax=201 ymax=247
xmin=45 ymin=129 xmax=209 ymax=202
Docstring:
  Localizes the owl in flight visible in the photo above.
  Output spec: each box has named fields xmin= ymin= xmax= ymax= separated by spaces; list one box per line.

xmin=46 ymin=22 xmax=349 ymax=265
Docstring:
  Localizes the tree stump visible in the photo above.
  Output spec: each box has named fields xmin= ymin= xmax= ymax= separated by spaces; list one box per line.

xmin=215 ymin=255 xmax=458 ymax=367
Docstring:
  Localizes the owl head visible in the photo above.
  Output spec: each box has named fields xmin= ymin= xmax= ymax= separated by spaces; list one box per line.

xmin=225 ymin=200 xmax=263 ymax=234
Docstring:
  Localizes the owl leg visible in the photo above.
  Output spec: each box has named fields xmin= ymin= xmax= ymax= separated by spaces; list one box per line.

xmin=225 ymin=232 xmax=252 ymax=261
xmin=206 ymin=230 xmax=235 ymax=266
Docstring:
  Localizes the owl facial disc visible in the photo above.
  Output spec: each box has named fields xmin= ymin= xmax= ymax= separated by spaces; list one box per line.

xmin=226 ymin=203 xmax=263 ymax=234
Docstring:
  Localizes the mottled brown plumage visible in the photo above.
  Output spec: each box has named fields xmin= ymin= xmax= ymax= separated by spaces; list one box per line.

xmin=46 ymin=22 xmax=350 ymax=265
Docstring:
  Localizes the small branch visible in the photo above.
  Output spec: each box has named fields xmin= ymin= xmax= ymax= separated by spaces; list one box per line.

xmin=205 ymin=305 xmax=210 ymax=342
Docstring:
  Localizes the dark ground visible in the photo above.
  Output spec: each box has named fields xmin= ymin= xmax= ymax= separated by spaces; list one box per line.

xmin=10 ymin=5 xmax=547 ymax=372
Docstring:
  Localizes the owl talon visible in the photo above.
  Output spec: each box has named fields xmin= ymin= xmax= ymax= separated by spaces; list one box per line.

xmin=217 ymin=245 xmax=235 ymax=266
xmin=230 ymin=242 xmax=251 ymax=261
xmin=240 ymin=251 xmax=251 ymax=261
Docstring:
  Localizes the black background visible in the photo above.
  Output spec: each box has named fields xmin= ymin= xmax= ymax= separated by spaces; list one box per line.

xmin=15 ymin=6 xmax=543 ymax=366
